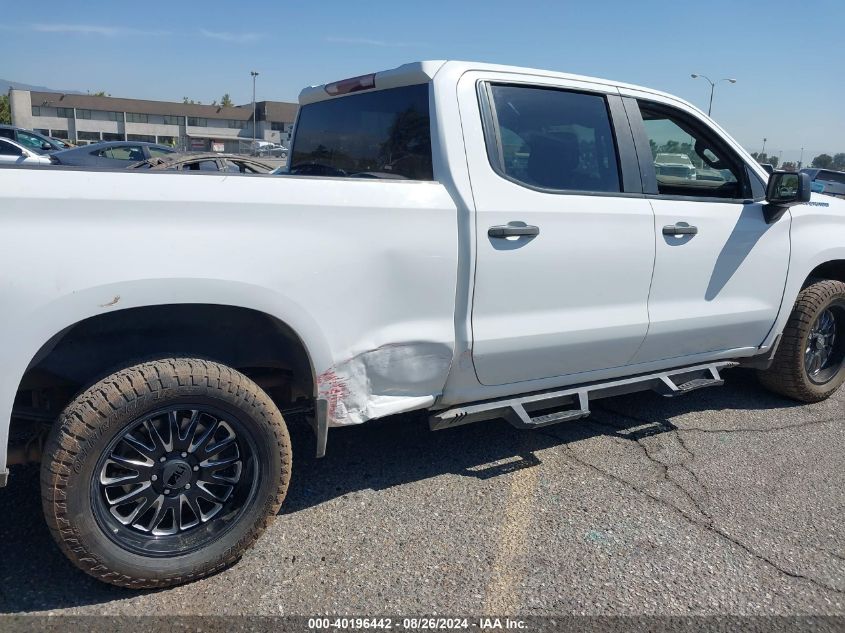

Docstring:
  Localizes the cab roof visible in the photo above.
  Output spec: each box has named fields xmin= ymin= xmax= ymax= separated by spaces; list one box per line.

xmin=298 ymin=60 xmax=703 ymax=116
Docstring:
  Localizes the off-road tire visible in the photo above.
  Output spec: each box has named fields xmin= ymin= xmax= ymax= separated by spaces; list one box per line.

xmin=759 ymin=279 xmax=845 ymax=402
xmin=40 ymin=358 xmax=292 ymax=588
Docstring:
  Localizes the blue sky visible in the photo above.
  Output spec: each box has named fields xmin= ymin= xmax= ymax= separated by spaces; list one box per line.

xmin=2 ymin=0 xmax=842 ymax=163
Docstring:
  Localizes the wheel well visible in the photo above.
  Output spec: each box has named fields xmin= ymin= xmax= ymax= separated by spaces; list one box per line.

xmin=807 ymin=260 xmax=845 ymax=286
xmin=13 ymin=304 xmax=315 ymax=427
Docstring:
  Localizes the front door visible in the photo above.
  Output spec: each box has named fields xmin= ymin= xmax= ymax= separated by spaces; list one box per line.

xmin=627 ymin=98 xmax=790 ymax=364
xmin=462 ymin=77 xmax=656 ymax=386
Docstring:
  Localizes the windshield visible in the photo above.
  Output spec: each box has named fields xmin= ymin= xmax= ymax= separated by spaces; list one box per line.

xmin=16 ymin=130 xmax=52 ymax=153
xmin=290 ymin=83 xmax=433 ymax=180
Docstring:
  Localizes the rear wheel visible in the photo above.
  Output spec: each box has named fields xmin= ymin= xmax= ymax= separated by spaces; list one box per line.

xmin=759 ymin=279 xmax=845 ymax=402
xmin=40 ymin=358 xmax=291 ymax=588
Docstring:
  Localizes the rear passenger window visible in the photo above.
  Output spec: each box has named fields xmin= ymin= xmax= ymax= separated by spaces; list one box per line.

xmin=0 ymin=139 xmax=23 ymax=156
xmin=104 ymin=146 xmax=145 ymax=161
xmin=180 ymin=160 xmax=219 ymax=171
xmin=820 ymin=170 xmax=845 ymax=185
xmin=486 ymin=84 xmax=621 ymax=193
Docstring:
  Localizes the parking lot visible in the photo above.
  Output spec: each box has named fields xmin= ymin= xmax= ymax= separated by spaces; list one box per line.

xmin=0 ymin=369 xmax=842 ymax=617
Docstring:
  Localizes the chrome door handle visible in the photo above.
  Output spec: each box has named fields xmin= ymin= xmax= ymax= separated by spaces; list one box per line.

xmin=662 ymin=224 xmax=698 ymax=236
xmin=488 ymin=224 xmax=540 ymax=238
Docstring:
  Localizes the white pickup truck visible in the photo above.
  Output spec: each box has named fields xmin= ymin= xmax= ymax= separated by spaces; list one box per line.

xmin=2 ymin=60 xmax=844 ymax=588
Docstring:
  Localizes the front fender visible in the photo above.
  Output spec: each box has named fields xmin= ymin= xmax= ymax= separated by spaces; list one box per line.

xmin=762 ymin=196 xmax=845 ymax=349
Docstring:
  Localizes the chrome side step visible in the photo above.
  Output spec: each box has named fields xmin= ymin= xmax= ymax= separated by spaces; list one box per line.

xmin=430 ymin=361 xmax=736 ymax=431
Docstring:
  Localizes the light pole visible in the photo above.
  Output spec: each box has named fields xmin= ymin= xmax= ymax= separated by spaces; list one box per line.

xmin=799 ymin=147 xmax=804 ymax=169
xmin=250 ymin=70 xmax=259 ymax=147
xmin=690 ymin=74 xmax=737 ymax=116
xmin=760 ymin=138 xmax=767 ymax=157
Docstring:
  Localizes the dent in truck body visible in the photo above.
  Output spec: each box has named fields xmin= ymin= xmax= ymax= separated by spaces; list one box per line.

xmin=317 ymin=342 xmax=453 ymax=426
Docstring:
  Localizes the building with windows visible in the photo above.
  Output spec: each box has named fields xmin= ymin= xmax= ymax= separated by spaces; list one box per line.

xmin=8 ymin=89 xmax=298 ymax=152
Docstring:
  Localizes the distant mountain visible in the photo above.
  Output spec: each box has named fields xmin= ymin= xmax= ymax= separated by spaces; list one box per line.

xmin=1 ymin=79 xmax=83 ymax=95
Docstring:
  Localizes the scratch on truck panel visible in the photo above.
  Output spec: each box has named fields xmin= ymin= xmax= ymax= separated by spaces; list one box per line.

xmin=317 ymin=342 xmax=453 ymax=426
xmin=316 ymin=368 xmax=350 ymax=423
xmin=100 ymin=295 xmax=120 ymax=308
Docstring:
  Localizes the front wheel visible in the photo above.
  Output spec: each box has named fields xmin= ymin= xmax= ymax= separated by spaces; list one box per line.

xmin=40 ymin=358 xmax=291 ymax=588
xmin=759 ymin=279 xmax=845 ymax=402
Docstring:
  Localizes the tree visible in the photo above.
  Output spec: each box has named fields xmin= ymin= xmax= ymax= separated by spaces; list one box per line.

xmin=91 ymin=91 xmax=110 ymax=97
xmin=812 ymin=154 xmax=833 ymax=169
xmin=182 ymin=97 xmax=202 ymax=105
xmin=769 ymin=155 xmax=779 ymax=169
xmin=220 ymin=93 xmax=233 ymax=107
xmin=832 ymin=153 xmax=845 ymax=171
xmin=781 ymin=161 xmax=797 ymax=171
xmin=0 ymin=94 xmax=10 ymax=125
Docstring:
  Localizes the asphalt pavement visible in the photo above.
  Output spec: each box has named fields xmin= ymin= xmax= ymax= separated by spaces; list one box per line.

xmin=0 ymin=369 xmax=842 ymax=617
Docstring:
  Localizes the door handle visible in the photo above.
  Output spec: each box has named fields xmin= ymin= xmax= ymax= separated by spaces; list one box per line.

xmin=488 ymin=224 xmax=540 ymax=238
xmin=662 ymin=224 xmax=698 ymax=236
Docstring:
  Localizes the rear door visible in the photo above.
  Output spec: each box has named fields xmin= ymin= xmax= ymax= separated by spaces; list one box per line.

xmin=460 ymin=73 xmax=656 ymax=386
xmin=623 ymin=96 xmax=790 ymax=363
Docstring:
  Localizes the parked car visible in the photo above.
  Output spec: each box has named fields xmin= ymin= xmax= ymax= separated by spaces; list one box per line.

xmin=252 ymin=140 xmax=289 ymax=158
xmin=0 ymin=137 xmax=53 ymax=165
xmin=695 ymin=167 xmax=727 ymax=182
xmin=1 ymin=60 xmax=844 ymax=589
xmin=800 ymin=167 xmax=845 ymax=199
xmin=49 ymin=141 xmax=175 ymax=168
xmin=0 ymin=124 xmax=67 ymax=153
xmin=129 ymin=152 xmax=273 ymax=173
xmin=654 ymin=152 xmax=697 ymax=179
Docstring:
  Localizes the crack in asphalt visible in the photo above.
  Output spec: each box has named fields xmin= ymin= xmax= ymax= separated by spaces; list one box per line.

xmin=534 ymin=405 xmax=845 ymax=597
xmin=596 ymin=403 xmax=841 ymax=435
xmin=581 ymin=412 xmax=714 ymax=524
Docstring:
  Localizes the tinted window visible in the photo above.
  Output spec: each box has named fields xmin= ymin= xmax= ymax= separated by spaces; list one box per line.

xmin=0 ymin=128 xmax=13 ymax=140
xmin=486 ymin=85 xmax=620 ymax=193
xmin=180 ymin=160 xmax=219 ymax=171
xmin=104 ymin=146 xmax=145 ymax=161
xmin=292 ymin=83 xmax=432 ymax=180
xmin=17 ymin=131 xmax=46 ymax=151
xmin=0 ymin=139 xmax=23 ymax=156
xmin=638 ymin=101 xmax=746 ymax=199
xmin=225 ymin=161 xmax=261 ymax=173
xmin=818 ymin=170 xmax=845 ymax=185
xmin=148 ymin=146 xmax=173 ymax=157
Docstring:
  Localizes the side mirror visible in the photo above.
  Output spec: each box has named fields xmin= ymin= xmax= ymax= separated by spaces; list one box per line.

xmin=764 ymin=171 xmax=811 ymax=223
xmin=41 ymin=141 xmax=52 ymax=151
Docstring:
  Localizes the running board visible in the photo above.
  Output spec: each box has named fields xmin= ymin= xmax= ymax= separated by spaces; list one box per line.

xmin=430 ymin=361 xmax=737 ymax=431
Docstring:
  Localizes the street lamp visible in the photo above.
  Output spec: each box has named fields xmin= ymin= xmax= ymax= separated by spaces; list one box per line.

xmin=690 ymin=74 xmax=737 ymax=116
xmin=250 ymin=70 xmax=259 ymax=147
xmin=760 ymin=137 xmax=767 ymax=157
